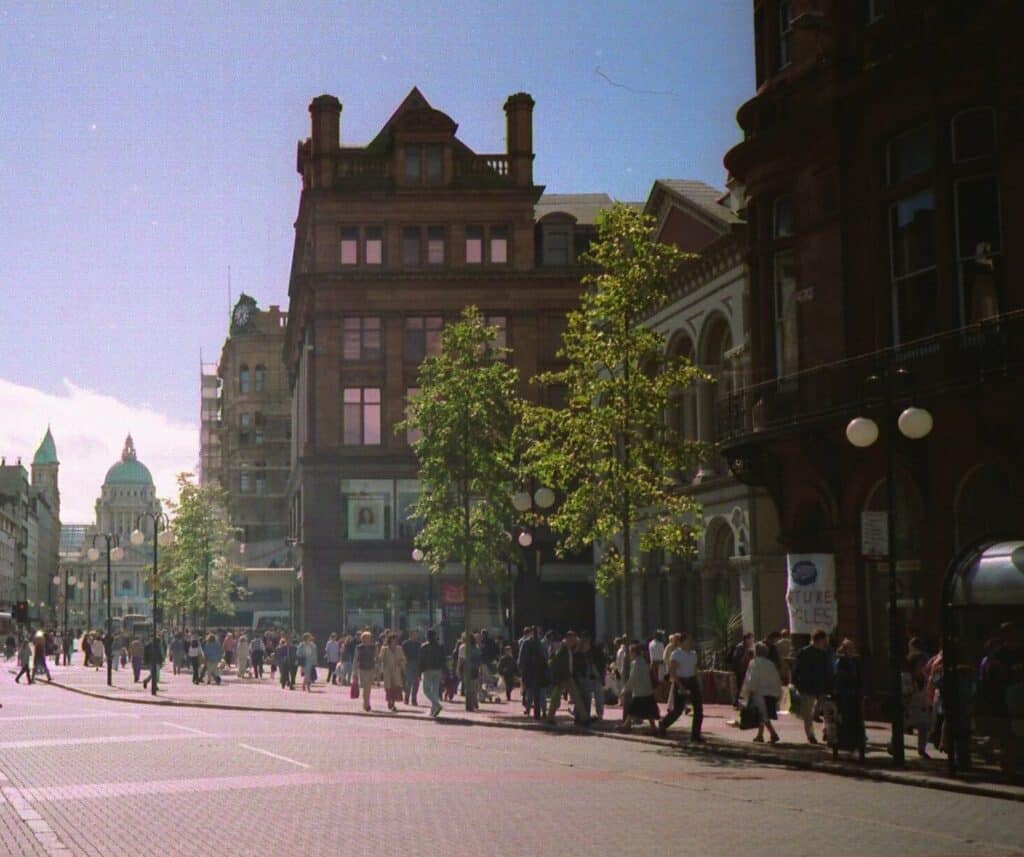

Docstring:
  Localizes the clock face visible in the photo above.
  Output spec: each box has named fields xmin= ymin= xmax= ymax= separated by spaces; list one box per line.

xmin=233 ymin=304 xmax=252 ymax=327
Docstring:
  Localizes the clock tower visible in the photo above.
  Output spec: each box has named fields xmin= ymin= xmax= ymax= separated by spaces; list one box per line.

xmin=230 ymin=294 xmax=258 ymax=334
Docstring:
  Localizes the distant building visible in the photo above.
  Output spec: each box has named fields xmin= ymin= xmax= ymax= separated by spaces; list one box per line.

xmin=0 ymin=429 xmax=61 ymax=622
xmin=283 ymin=88 xmax=595 ymax=644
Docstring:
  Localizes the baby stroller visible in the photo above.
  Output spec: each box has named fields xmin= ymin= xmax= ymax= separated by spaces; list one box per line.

xmin=823 ymin=693 xmax=866 ymax=761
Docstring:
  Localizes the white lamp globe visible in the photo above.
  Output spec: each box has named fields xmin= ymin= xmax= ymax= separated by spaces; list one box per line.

xmin=158 ymin=529 xmax=174 ymax=547
xmin=411 ymin=547 xmax=425 ymax=562
xmin=130 ymin=529 xmax=145 ymax=546
xmin=534 ymin=486 xmax=556 ymax=509
xmin=898 ymin=406 xmax=933 ymax=440
xmin=67 ymin=575 xmax=76 ymax=586
xmin=111 ymin=547 xmax=125 ymax=562
xmin=52 ymin=574 xmax=60 ymax=585
xmin=518 ymin=531 xmax=534 ymax=548
xmin=845 ymin=417 xmax=879 ymax=448
xmin=511 ymin=491 xmax=532 ymax=513
xmin=86 ymin=548 xmax=100 ymax=562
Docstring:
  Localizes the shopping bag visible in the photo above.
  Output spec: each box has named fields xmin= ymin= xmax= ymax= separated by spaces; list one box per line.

xmin=350 ymin=676 xmax=360 ymax=699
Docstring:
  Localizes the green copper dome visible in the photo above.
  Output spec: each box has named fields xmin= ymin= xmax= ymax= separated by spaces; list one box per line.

xmin=103 ymin=434 xmax=154 ymax=486
xmin=32 ymin=427 xmax=59 ymax=466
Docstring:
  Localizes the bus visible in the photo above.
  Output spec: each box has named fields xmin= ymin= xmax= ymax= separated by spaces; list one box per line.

xmin=121 ymin=614 xmax=151 ymax=637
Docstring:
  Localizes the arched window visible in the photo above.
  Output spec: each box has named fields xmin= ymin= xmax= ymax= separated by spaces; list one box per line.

xmin=254 ymin=365 xmax=266 ymax=393
xmin=239 ymin=365 xmax=250 ymax=394
xmin=955 ymin=464 xmax=1019 ymax=551
xmin=696 ymin=315 xmax=734 ymax=475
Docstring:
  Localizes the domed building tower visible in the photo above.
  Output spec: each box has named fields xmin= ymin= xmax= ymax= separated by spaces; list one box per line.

xmin=96 ymin=435 xmax=161 ymax=540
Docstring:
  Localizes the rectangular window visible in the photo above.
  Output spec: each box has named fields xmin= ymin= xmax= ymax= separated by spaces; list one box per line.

xmin=490 ymin=226 xmax=508 ymax=264
xmin=778 ymin=1 xmax=793 ymax=69
xmin=404 ymin=145 xmax=422 ymax=181
xmin=953 ymin=108 xmax=996 ymax=163
xmin=343 ymin=317 xmax=382 ymax=361
xmin=253 ymin=366 xmax=266 ymax=393
xmin=890 ymin=189 xmax=937 ymax=342
xmin=254 ymin=430 xmax=264 ymax=446
xmin=397 ymin=479 xmax=421 ymax=539
xmin=364 ymin=227 xmax=383 ymax=265
xmin=343 ymin=388 xmax=381 ymax=445
xmin=465 ymin=226 xmax=483 ymax=264
xmin=340 ymin=227 xmax=358 ymax=265
xmin=240 ymin=413 xmax=251 ymax=428
xmin=774 ymin=251 xmax=799 ymax=378
xmin=955 ymin=176 xmax=1003 ymax=324
xmin=404 ymin=316 xmax=443 ymax=363
xmin=240 ymin=470 xmax=251 ymax=494
xmin=427 ymin=226 xmax=445 ymax=265
xmin=887 ymin=126 xmax=932 ymax=185
xmin=405 ymin=387 xmax=422 ymax=446
xmin=425 ymin=144 xmax=443 ymax=182
xmin=341 ymin=479 xmax=392 ymax=541
xmin=255 ymin=471 xmax=266 ymax=496
xmin=544 ymin=229 xmax=570 ymax=265
xmin=402 ymin=227 xmax=421 ymax=266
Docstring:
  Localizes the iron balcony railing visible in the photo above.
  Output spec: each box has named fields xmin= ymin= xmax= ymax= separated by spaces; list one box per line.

xmin=717 ymin=310 xmax=1024 ymax=444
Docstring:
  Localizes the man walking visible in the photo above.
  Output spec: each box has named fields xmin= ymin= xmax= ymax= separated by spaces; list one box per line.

xmin=419 ymin=629 xmax=445 ymax=717
xmin=324 ymin=632 xmax=340 ymax=685
xmin=792 ymin=629 xmax=833 ymax=744
xmin=202 ymin=632 xmax=222 ymax=686
xmin=517 ymin=626 xmax=547 ymax=717
xmin=402 ymin=630 xmax=421 ymax=705
xmin=545 ymin=630 xmax=587 ymax=725
xmin=658 ymin=632 xmax=703 ymax=741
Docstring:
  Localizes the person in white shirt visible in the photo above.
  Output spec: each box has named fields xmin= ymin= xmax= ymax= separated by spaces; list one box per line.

xmin=648 ymin=631 xmax=666 ymax=682
xmin=740 ymin=643 xmax=783 ymax=744
xmin=324 ymin=633 xmax=341 ymax=685
xmin=658 ymin=632 xmax=703 ymax=741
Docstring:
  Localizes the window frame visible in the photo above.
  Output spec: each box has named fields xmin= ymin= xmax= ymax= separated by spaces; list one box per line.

xmin=401 ymin=226 xmax=422 ymax=267
xmin=342 ymin=316 xmax=383 ymax=362
xmin=342 ymin=387 xmax=382 ymax=446
xmin=778 ymin=1 xmax=793 ymax=71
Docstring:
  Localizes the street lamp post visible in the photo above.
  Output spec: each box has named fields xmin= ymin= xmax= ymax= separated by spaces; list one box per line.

xmin=511 ymin=485 xmax=556 ymax=629
xmin=846 ymin=367 xmax=933 ymax=769
xmin=132 ymin=513 xmax=173 ymax=696
xmin=87 ymin=533 xmax=124 ymax=687
xmin=411 ymin=547 xmax=432 ymax=631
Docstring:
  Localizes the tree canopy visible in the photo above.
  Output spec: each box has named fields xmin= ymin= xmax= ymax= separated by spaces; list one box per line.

xmin=521 ymin=203 xmax=707 ymax=633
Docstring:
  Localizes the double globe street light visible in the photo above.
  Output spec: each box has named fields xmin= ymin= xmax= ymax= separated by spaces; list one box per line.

xmin=86 ymin=534 xmax=125 ymax=687
xmin=845 ymin=368 xmax=933 ymax=769
xmin=132 ymin=514 xmax=173 ymax=696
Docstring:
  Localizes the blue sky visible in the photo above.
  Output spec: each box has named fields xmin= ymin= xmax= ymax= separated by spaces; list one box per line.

xmin=0 ymin=0 xmax=754 ymax=519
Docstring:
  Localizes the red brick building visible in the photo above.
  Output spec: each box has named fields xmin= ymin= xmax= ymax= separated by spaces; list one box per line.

xmin=721 ymin=1 xmax=1024 ymax=686
xmin=283 ymin=89 xmax=597 ymax=645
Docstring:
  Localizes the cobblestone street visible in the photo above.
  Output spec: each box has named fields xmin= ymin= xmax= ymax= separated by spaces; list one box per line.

xmin=2 ymin=665 xmax=1023 ymax=857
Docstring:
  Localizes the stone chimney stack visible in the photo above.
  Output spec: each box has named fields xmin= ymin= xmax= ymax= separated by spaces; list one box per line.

xmin=308 ymin=94 xmax=341 ymax=188
xmin=504 ymin=92 xmax=535 ymax=187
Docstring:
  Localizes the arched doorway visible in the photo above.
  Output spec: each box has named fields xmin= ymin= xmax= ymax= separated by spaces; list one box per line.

xmin=955 ymin=463 xmax=1022 ymax=551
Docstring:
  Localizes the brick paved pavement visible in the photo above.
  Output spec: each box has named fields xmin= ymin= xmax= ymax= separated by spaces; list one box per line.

xmin=2 ymin=665 xmax=1024 ymax=857
xmin=35 ymin=661 xmax=1024 ymax=800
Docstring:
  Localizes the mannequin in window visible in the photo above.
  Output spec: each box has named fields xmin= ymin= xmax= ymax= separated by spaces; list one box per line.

xmin=970 ymin=241 xmax=999 ymax=322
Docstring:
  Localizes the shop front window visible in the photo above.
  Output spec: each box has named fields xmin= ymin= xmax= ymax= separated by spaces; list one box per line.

xmin=341 ymin=479 xmax=392 ymax=541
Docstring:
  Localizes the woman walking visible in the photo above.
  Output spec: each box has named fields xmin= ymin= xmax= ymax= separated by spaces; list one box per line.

xmin=297 ymin=633 xmax=317 ymax=691
xmin=354 ymin=631 xmax=377 ymax=711
xmin=187 ymin=634 xmax=203 ymax=684
xmin=170 ymin=633 xmax=187 ymax=676
xmin=380 ymin=633 xmax=407 ymax=712
xmin=740 ymin=642 xmax=782 ymax=744
xmin=15 ymin=638 xmax=33 ymax=684
xmin=236 ymin=633 xmax=250 ymax=678
xmin=832 ymin=638 xmax=867 ymax=759
xmin=619 ymin=642 xmax=660 ymax=733
xmin=249 ymin=634 xmax=265 ymax=679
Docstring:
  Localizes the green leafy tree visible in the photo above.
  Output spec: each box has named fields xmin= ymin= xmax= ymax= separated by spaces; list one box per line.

xmin=160 ymin=473 xmax=245 ymax=627
xmin=398 ymin=306 xmax=520 ymax=709
xmin=522 ymin=203 xmax=707 ymax=634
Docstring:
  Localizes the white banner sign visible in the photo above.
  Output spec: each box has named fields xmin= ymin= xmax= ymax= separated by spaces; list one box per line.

xmin=786 ymin=553 xmax=837 ymax=634
xmin=860 ymin=511 xmax=888 ymax=557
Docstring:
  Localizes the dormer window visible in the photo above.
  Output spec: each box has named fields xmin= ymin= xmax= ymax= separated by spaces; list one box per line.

xmin=404 ymin=143 xmax=444 ymax=184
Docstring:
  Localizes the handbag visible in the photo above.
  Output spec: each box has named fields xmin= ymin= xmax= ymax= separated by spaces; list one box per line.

xmin=738 ymin=700 xmax=759 ymax=729
xmin=350 ymin=676 xmax=359 ymax=699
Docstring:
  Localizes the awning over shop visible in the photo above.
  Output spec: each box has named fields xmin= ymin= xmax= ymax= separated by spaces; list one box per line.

xmin=948 ymin=540 xmax=1024 ymax=607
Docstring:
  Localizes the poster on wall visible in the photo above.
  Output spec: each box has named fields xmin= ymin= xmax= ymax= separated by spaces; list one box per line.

xmin=348 ymin=497 xmax=385 ymax=540
xmin=785 ymin=553 xmax=837 ymax=634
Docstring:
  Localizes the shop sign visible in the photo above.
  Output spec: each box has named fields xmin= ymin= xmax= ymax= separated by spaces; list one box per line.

xmin=861 ymin=511 xmax=889 ymax=557
xmin=441 ymin=583 xmax=465 ymax=605
xmin=785 ymin=553 xmax=837 ymax=633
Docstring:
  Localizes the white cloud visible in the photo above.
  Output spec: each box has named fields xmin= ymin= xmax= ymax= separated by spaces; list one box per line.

xmin=0 ymin=377 xmax=197 ymax=523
